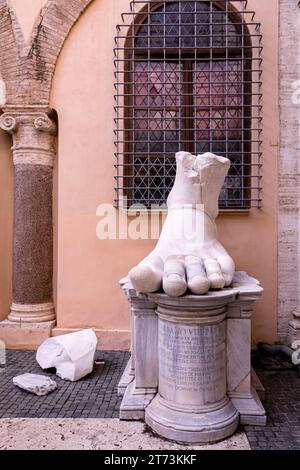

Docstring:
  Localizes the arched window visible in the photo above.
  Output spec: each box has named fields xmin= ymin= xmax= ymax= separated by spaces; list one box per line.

xmin=115 ymin=0 xmax=262 ymax=209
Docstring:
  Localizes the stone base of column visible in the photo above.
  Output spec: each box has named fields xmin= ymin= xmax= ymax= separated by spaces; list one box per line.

xmin=0 ymin=320 xmax=55 ymax=350
xmin=145 ymin=395 xmax=239 ymax=445
xmin=8 ymin=302 xmax=56 ymax=323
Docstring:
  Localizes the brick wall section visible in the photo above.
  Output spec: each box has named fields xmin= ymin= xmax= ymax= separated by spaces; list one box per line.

xmin=0 ymin=1 xmax=20 ymax=103
xmin=0 ymin=0 xmax=95 ymax=107
xmin=278 ymin=0 xmax=300 ymax=340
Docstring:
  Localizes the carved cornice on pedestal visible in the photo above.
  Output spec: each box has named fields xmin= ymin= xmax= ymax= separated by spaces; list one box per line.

xmin=0 ymin=110 xmax=57 ymax=167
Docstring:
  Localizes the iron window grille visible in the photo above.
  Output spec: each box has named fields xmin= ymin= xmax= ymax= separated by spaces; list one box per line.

xmin=114 ymin=0 xmax=262 ymax=210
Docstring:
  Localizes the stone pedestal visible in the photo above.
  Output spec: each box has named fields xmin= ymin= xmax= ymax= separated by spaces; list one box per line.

xmin=119 ymin=272 xmax=266 ymax=444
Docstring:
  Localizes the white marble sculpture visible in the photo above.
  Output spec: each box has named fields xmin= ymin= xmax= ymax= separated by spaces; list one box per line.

xmin=129 ymin=152 xmax=235 ymax=297
xmin=36 ymin=329 xmax=98 ymax=382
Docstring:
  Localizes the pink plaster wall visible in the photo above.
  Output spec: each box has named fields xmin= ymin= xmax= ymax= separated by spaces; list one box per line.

xmin=50 ymin=0 xmax=279 ymax=347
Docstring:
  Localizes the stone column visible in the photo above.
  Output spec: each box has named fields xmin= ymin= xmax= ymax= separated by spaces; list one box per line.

xmin=0 ymin=109 xmax=57 ymax=324
xmin=133 ymin=298 xmax=158 ymax=390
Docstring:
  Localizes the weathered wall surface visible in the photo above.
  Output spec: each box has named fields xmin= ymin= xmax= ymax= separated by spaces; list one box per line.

xmin=278 ymin=0 xmax=300 ymax=341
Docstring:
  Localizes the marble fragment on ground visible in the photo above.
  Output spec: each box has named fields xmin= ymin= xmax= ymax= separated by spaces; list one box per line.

xmin=13 ymin=374 xmax=57 ymax=396
xmin=36 ymin=329 xmax=97 ymax=382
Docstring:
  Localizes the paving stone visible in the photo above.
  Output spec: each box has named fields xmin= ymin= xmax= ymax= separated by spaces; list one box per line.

xmin=0 ymin=418 xmax=250 ymax=450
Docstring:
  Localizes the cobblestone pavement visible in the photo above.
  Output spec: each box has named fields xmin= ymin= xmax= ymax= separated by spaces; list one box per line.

xmin=1 ymin=350 xmax=300 ymax=450
xmin=244 ymin=351 xmax=300 ymax=450
xmin=0 ymin=350 xmax=129 ymax=419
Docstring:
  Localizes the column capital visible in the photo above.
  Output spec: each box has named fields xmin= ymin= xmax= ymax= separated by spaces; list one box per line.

xmin=0 ymin=109 xmax=57 ymax=167
xmin=0 ymin=110 xmax=57 ymax=135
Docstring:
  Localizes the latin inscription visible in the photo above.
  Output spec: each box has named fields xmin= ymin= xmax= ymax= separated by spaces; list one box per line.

xmin=159 ymin=320 xmax=226 ymax=405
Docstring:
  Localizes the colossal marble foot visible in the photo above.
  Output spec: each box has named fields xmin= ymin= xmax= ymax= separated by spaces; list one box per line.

xmin=130 ymin=251 xmax=234 ymax=297
xmin=129 ymin=152 xmax=235 ymax=297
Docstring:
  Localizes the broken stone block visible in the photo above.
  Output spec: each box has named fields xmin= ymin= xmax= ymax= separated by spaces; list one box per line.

xmin=36 ymin=329 xmax=98 ymax=382
xmin=13 ymin=374 xmax=57 ymax=396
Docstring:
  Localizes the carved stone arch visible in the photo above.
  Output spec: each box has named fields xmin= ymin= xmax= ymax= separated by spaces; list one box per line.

xmin=0 ymin=0 xmax=96 ymax=107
